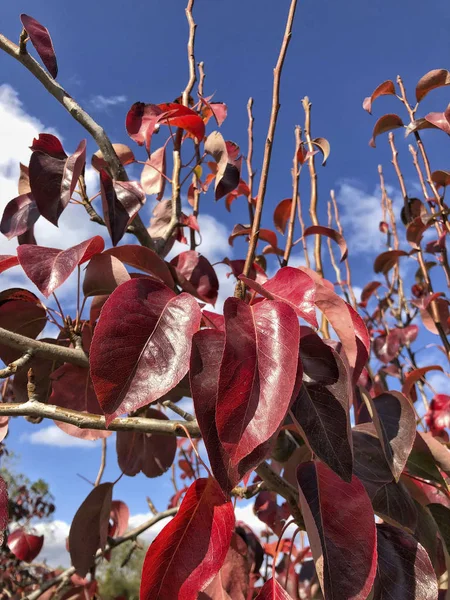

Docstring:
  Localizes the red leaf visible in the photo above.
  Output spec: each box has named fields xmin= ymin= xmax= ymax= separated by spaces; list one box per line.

xmin=225 ymin=180 xmax=251 ymax=212
xmin=30 ymin=133 xmax=66 ymax=158
xmin=50 ymin=364 xmax=111 ymax=440
xmin=29 ymin=138 xmax=86 ymax=226
xmin=303 ymin=225 xmax=348 ymax=261
xmin=245 ymin=267 xmax=317 ymax=327
xmin=157 ymin=102 xmax=205 ymax=142
xmin=216 ymin=298 xmax=300 ymax=466
xmin=425 ymin=394 xmax=450 ymax=436
xmin=253 ymin=491 xmax=285 ymax=536
xmin=83 ymin=253 xmax=130 ymax=297
xmin=255 ymin=578 xmax=294 ymax=599
xmin=116 ymin=407 xmax=176 ymax=477
xmin=140 ymin=478 xmax=235 ymax=600
xmin=0 ymin=476 xmax=7 ymax=546
xmin=90 ymin=278 xmax=201 ymax=424
xmin=221 ymin=258 xmax=268 ymax=286
xmin=100 ymin=171 xmax=146 ymax=246
xmin=425 ymin=105 xmax=450 ymax=135
xmin=291 ymin=341 xmax=353 ymax=481
xmin=125 ymin=103 xmax=165 ymax=152
xmin=170 ymin=251 xmax=219 ymax=305
xmin=92 ymin=143 xmax=135 ymax=172
xmin=191 ymin=329 xmax=275 ymax=493
xmin=297 ymin=461 xmax=377 ymax=600
xmin=20 ymin=14 xmax=58 ymax=78
xmin=374 ymin=524 xmax=438 ymax=599
xmin=103 ymin=245 xmax=174 ymax=289
xmin=363 ymin=80 xmax=396 ymax=114
xmin=140 ymin=146 xmax=167 ymax=200
xmin=402 ymin=366 xmax=444 ymax=402
xmin=205 ymin=132 xmax=241 ymax=200
xmin=374 ymin=249 xmax=409 ymax=274
xmin=369 ymin=114 xmax=404 ymax=148
xmin=7 ymin=528 xmax=44 ymax=562
xmin=366 ymin=392 xmax=416 ymax=481
xmin=229 ymin=224 xmax=278 ymax=250
xmin=373 ymin=330 xmax=402 ymax=364
xmin=416 ymin=69 xmax=450 ymax=102
xmin=0 ymin=255 xmax=19 ymax=274
xmin=273 ymin=199 xmax=292 ymax=235
xmin=0 ymin=194 xmax=39 ymax=240
xmin=0 ymin=417 xmax=8 ymax=443
xmin=17 ymin=236 xmax=105 ymax=297
xmin=109 ymin=500 xmax=130 ymax=538
xmin=69 ymin=482 xmax=113 ymax=577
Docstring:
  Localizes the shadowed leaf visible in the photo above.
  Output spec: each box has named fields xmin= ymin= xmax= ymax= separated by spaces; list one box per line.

xmin=416 ymin=69 xmax=450 ymax=102
xmin=363 ymin=80 xmax=396 ymax=113
xmin=20 ymin=14 xmax=58 ymax=78
xmin=0 ymin=194 xmax=39 ymax=240
xmin=369 ymin=114 xmax=404 ymax=147
xmin=303 ymin=225 xmax=348 ymax=261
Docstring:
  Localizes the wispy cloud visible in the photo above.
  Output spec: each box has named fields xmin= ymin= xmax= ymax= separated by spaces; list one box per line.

xmin=89 ymin=94 xmax=127 ymax=111
xmin=23 ymin=425 xmax=100 ymax=448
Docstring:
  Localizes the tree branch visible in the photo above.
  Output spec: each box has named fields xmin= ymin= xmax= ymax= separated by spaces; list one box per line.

xmin=0 ymin=350 xmax=34 ymax=379
xmin=0 ymin=400 xmax=201 ymax=437
xmin=0 ymin=33 xmax=154 ymax=251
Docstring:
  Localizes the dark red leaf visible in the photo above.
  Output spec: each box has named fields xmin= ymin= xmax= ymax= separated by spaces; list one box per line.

xmin=241 ymin=266 xmax=317 ymax=328
xmin=416 ymin=69 xmax=450 ymax=102
xmin=202 ymin=310 xmax=225 ymax=331
xmin=29 ymin=138 xmax=86 ymax=226
xmin=205 ymin=132 xmax=241 ymax=200
xmin=229 ymin=224 xmax=278 ymax=250
xmin=428 ymin=504 xmax=450 ymax=555
xmin=50 ymin=364 xmax=111 ymax=440
xmin=69 ymin=482 xmax=113 ymax=577
xmin=303 ymin=225 xmax=348 ymax=261
xmin=425 ymin=395 xmax=450 ymax=436
xmin=0 ymin=194 xmax=40 ymax=240
xmin=374 ymin=250 xmax=409 ymax=274
xmin=148 ymin=199 xmax=177 ymax=258
xmin=221 ymin=258 xmax=267 ymax=286
xmin=0 ymin=477 xmax=7 ymax=546
xmin=20 ymin=14 xmax=58 ymax=78
xmin=125 ymin=103 xmax=164 ymax=152
xmin=170 ymin=251 xmax=219 ymax=306
xmin=225 ymin=180 xmax=251 ymax=212
xmin=157 ymin=102 xmax=205 ymax=142
xmin=373 ymin=330 xmax=402 ymax=364
xmin=82 ymin=253 xmax=130 ymax=297
xmin=399 ymin=325 xmax=419 ymax=345
xmin=140 ymin=146 xmax=167 ymax=200
xmin=359 ymin=281 xmax=382 ymax=308
xmin=116 ymin=407 xmax=176 ymax=477
xmin=0 ymin=417 xmax=8 ymax=443
xmin=140 ymin=478 xmax=234 ymax=600
xmin=420 ymin=297 xmax=450 ymax=335
xmin=425 ymin=105 xmax=450 ymax=135
xmin=297 ymin=461 xmax=377 ymax=600
xmin=374 ymin=523 xmax=438 ymax=600
xmin=273 ymin=199 xmax=293 ymax=235
xmin=17 ymin=236 xmax=105 ymax=297
xmin=103 ymin=245 xmax=174 ymax=289
xmin=402 ymin=366 xmax=444 ymax=402
xmin=369 ymin=114 xmax=404 ymax=148
xmin=109 ymin=500 xmax=129 ymax=538
xmin=291 ymin=343 xmax=353 ymax=481
xmin=90 ymin=278 xmax=201 ymax=424
xmin=0 ymin=255 xmax=19 ymax=274
xmin=216 ymin=298 xmax=299 ymax=466
xmin=363 ymin=80 xmax=396 ymax=113
xmin=30 ymin=133 xmax=66 ymax=158
xmin=190 ymin=329 xmax=276 ymax=494
xmin=255 ymin=578 xmax=294 ymax=599
xmin=0 ymin=289 xmax=47 ymax=363
xmin=366 ymin=391 xmax=416 ymax=481
xmin=92 ymin=144 xmax=135 ymax=172
xmin=7 ymin=528 xmax=44 ymax=562
xmin=100 ymin=171 xmax=146 ymax=246
xmin=253 ymin=491 xmax=285 ymax=536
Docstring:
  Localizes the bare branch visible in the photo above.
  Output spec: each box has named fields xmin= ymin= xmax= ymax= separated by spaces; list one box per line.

xmin=237 ymin=0 xmax=299 ymax=297
xmin=0 ymin=327 xmax=89 ymax=368
xmin=0 ymin=350 xmax=34 ymax=379
xmin=246 ymin=97 xmax=255 ymax=225
xmin=0 ymin=400 xmax=201 ymax=437
xmin=161 ymin=399 xmax=195 ymax=422
xmin=330 ymin=190 xmax=357 ymax=307
xmin=0 ymin=33 xmax=154 ymax=251
xmin=282 ymin=125 xmax=302 ymax=267
xmin=94 ymin=439 xmax=107 ymax=487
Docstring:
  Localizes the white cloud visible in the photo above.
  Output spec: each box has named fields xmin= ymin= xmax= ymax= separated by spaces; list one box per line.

xmin=89 ymin=95 xmax=127 ymax=111
xmin=334 ymin=181 xmax=403 ymax=254
xmin=23 ymin=425 xmax=100 ymax=448
xmin=32 ymin=519 xmax=70 ymax=568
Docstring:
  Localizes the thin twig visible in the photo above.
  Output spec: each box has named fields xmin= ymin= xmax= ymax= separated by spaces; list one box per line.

xmin=0 ymin=350 xmax=34 ymax=379
xmin=189 ymin=61 xmax=205 ymax=251
xmin=236 ymin=0 xmax=299 ymax=299
xmin=330 ymin=189 xmax=357 ymax=307
xmin=161 ymin=400 xmax=195 ymax=422
xmin=0 ymin=400 xmax=201 ymax=437
xmin=94 ymin=439 xmax=107 ymax=487
xmin=0 ymin=33 xmax=154 ymax=250
xmin=282 ymin=125 xmax=302 ymax=267
xmin=246 ymin=97 xmax=255 ymax=225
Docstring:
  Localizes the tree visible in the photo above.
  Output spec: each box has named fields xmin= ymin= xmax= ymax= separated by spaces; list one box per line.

xmin=0 ymin=0 xmax=449 ymax=598
xmin=96 ymin=541 xmax=146 ymax=600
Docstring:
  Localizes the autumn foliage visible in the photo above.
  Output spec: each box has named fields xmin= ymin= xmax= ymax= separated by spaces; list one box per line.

xmin=0 ymin=2 xmax=450 ymax=599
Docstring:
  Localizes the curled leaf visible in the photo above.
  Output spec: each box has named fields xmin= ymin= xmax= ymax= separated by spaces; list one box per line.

xmin=416 ymin=69 xmax=450 ymax=102
xmin=311 ymin=137 xmax=330 ymax=166
xmin=303 ymin=225 xmax=348 ymax=261
xmin=273 ymin=199 xmax=292 ymax=235
xmin=20 ymin=14 xmax=58 ymax=78
xmin=363 ymin=80 xmax=396 ymax=114
xmin=374 ymin=250 xmax=409 ymax=274
xmin=369 ymin=114 xmax=404 ymax=148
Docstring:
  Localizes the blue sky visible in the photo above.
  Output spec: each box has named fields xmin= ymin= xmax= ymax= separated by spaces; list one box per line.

xmin=1 ymin=0 xmax=450 ymax=565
